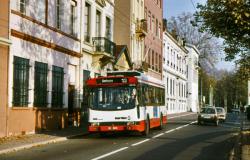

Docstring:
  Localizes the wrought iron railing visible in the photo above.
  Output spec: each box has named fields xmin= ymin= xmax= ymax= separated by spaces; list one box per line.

xmin=136 ymin=19 xmax=147 ymax=34
xmin=92 ymin=37 xmax=116 ymax=56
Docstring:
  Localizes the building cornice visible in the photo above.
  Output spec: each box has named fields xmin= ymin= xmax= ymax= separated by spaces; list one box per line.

xmin=11 ymin=29 xmax=82 ymax=58
xmin=0 ymin=37 xmax=12 ymax=46
xmin=185 ymin=43 xmax=200 ymax=55
xmin=164 ymin=31 xmax=188 ymax=54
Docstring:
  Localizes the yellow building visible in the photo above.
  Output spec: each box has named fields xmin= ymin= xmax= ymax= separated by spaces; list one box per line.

xmin=114 ymin=0 xmax=146 ymax=71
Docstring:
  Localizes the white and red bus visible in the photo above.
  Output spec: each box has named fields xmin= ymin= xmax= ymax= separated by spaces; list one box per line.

xmin=86 ymin=71 xmax=167 ymax=135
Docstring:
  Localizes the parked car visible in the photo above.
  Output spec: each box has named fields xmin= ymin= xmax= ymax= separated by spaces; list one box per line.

xmin=231 ymin=108 xmax=240 ymax=114
xmin=216 ymin=107 xmax=226 ymax=122
xmin=198 ymin=107 xmax=219 ymax=126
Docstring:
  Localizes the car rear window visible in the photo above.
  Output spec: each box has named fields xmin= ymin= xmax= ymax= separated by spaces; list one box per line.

xmin=216 ymin=108 xmax=223 ymax=113
xmin=201 ymin=108 xmax=215 ymax=114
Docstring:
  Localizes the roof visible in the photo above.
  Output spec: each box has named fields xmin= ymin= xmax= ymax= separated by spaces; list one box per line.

xmin=113 ymin=45 xmax=133 ymax=68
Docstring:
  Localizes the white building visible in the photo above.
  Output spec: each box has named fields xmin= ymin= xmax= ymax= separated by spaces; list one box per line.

xmin=185 ymin=44 xmax=200 ymax=112
xmin=8 ymin=0 xmax=82 ymax=134
xmin=163 ymin=31 xmax=188 ymax=114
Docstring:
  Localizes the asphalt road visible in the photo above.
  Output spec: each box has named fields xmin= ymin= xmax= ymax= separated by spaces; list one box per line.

xmin=0 ymin=113 xmax=241 ymax=160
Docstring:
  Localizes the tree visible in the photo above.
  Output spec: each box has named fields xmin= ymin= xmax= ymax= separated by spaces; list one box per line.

xmin=166 ymin=12 xmax=223 ymax=71
xmin=199 ymin=68 xmax=217 ymax=106
xmin=236 ymin=54 xmax=250 ymax=80
xmin=214 ymin=70 xmax=248 ymax=110
xmin=194 ymin=0 xmax=250 ymax=61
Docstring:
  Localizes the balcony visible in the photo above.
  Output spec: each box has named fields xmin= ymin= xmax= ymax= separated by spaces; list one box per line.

xmin=136 ymin=19 xmax=147 ymax=39
xmin=92 ymin=37 xmax=116 ymax=67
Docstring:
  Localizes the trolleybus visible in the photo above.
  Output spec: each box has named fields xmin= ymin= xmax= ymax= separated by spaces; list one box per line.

xmin=86 ymin=71 xmax=167 ymax=135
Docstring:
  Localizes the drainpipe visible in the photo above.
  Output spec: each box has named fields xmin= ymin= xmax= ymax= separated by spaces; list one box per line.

xmin=78 ymin=0 xmax=83 ymax=126
xmin=6 ymin=0 xmax=11 ymax=137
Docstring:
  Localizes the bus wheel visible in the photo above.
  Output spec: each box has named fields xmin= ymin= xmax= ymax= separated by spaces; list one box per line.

xmin=142 ymin=117 xmax=150 ymax=136
xmin=100 ymin=132 xmax=108 ymax=137
xmin=158 ymin=114 xmax=164 ymax=130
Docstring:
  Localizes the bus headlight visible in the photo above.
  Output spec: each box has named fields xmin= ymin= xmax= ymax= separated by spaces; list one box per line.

xmin=91 ymin=122 xmax=100 ymax=126
xmin=127 ymin=122 xmax=135 ymax=126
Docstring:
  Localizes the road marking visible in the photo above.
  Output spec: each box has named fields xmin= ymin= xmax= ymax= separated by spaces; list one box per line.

xmin=165 ymin=129 xmax=175 ymax=133
xmin=190 ymin=121 xmax=197 ymax=124
xmin=91 ymin=147 xmax=129 ymax=160
xmin=152 ymin=133 xmax=164 ymax=138
xmin=92 ymin=120 xmax=197 ymax=160
xmin=175 ymin=126 xmax=184 ymax=130
xmin=168 ymin=113 xmax=196 ymax=120
xmin=131 ymin=139 xmax=150 ymax=146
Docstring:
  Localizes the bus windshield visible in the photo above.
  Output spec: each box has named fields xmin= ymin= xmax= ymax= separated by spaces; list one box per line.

xmin=88 ymin=86 xmax=137 ymax=110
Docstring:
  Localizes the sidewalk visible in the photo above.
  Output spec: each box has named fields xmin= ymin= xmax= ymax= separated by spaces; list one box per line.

xmin=0 ymin=124 xmax=89 ymax=155
xmin=0 ymin=111 xmax=194 ymax=155
xmin=230 ymin=113 xmax=250 ymax=160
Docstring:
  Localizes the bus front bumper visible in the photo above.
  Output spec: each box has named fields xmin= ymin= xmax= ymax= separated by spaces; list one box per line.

xmin=88 ymin=121 xmax=145 ymax=133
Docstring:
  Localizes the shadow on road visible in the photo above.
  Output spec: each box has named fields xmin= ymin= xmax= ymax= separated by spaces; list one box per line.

xmin=133 ymin=130 xmax=236 ymax=160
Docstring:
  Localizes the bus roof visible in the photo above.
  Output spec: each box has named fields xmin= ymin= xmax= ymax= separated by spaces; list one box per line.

xmin=107 ymin=71 xmax=164 ymax=88
xmin=107 ymin=70 xmax=142 ymax=77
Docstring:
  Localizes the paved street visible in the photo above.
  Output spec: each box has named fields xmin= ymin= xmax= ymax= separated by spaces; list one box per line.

xmin=0 ymin=113 xmax=241 ymax=160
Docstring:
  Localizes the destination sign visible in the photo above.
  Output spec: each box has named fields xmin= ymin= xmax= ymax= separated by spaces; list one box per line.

xmin=96 ymin=78 xmax=128 ymax=84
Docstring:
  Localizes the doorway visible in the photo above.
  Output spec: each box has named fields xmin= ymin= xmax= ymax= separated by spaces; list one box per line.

xmin=68 ymin=85 xmax=75 ymax=126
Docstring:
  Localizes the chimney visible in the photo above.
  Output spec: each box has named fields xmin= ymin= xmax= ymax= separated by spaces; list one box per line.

xmin=163 ymin=19 xmax=167 ymax=31
xmin=171 ymin=29 xmax=177 ymax=39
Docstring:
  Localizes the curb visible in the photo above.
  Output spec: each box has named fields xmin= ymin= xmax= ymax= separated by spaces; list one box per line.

xmin=229 ymin=132 xmax=242 ymax=160
xmin=0 ymin=132 xmax=89 ymax=155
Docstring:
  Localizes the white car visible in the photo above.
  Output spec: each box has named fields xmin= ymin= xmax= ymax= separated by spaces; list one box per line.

xmin=216 ymin=107 xmax=226 ymax=122
xmin=198 ymin=107 xmax=219 ymax=126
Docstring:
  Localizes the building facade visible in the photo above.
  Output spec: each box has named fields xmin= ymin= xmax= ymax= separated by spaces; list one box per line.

xmin=7 ymin=0 xmax=82 ymax=136
xmin=163 ymin=31 xmax=188 ymax=114
xmin=114 ymin=0 xmax=145 ymax=71
xmin=144 ymin=0 xmax=163 ymax=80
xmin=80 ymin=0 xmax=116 ymax=119
xmin=81 ymin=0 xmax=115 ymax=77
xmin=0 ymin=0 xmax=11 ymax=137
xmin=186 ymin=44 xmax=200 ymax=112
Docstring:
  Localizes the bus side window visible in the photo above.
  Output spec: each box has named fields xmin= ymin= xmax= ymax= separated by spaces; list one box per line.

xmin=143 ymin=85 xmax=149 ymax=105
xmin=137 ymin=85 xmax=142 ymax=106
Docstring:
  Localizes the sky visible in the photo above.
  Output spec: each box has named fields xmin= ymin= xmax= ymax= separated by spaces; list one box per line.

xmin=163 ymin=0 xmax=235 ymax=71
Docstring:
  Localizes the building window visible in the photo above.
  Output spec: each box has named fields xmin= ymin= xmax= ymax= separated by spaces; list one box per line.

xmin=156 ymin=19 xmax=158 ymax=37
xmin=148 ymin=49 xmax=151 ymax=67
xmin=173 ymin=80 xmax=175 ymax=96
xmin=152 ymin=15 xmax=155 ymax=33
xmin=155 ymin=52 xmax=158 ymax=71
xmin=20 ymin=0 xmax=27 ymax=14
xmin=167 ymin=78 xmax=169 ymax=95
xmin=70 ymin=1 xmax=77 ymax=36
xmin=159 ymin=23 xmax=161 ymax=39
xmin=13 ymin=56 xmax=30 ymax=107
xmin=52 ymin=66 xmax=64 ymax=108
xmin=105 ymin=17 xmax=111 ymax=39
xmin=170 ymin=79 xmax=172 ymax=96
xmin=34 ymin=62 xmax=48 ymax=107
xmin=148 ymin=12 xmax=151 ymax=31
xmin=96 ymin=10 xmax=101 ymax=37
xmin=55 ymin=0 xmax=61 ymax=29
xmin=152 ymin=50 xmax=154 ymax=69
xmin=84 ymin=3 xmax=91 ymax=42
xmin=159 ymin=54 xmax=162 ymax=72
